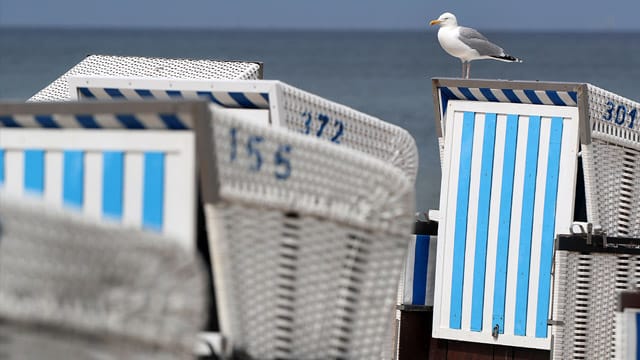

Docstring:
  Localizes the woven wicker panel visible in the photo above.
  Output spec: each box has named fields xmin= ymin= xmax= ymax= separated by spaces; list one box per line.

xmin=0 ymin=193 xmax=207 ymax=357
xmin=28 ymin=55 xmax=261 ymax=102
xmin=204 ymin=110 xmax=414 ymax=359
xmin=552 ymin=250 xmax=640 ymax=359
xmin=277 ymin=82 xmax=419 ymax=183
xmin=583 ymin=85 xmax=640 ymax=237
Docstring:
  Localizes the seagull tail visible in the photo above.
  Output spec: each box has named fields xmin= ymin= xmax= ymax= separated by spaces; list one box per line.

xmin=490 ymin=54 xmax=523 ymax=63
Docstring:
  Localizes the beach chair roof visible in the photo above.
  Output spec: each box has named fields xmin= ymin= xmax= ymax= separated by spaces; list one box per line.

xmin=28 ymin=54 xmax=262 ymax=102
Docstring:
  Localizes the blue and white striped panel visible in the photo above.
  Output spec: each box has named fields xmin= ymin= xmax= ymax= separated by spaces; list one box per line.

xmin=0 ymin=148 xmax=166 ymax=233
xmin=435 ymin=102 xmax=578 ymax=349
xmin=402 ymin=235 xmax=437 ymax=306
xmin=620 ymin=311 xmax=640 ymax=360
xmin=438 ymin=86 xmax=578 ymax=116
xmin=77 ymin=87 xmax=270 ymax=109
xmin=0 ymin=113 xmax=191 ymax=130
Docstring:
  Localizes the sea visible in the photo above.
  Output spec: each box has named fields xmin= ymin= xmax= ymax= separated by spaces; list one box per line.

xmin=2 ymin=28 xmax=640 ymax=212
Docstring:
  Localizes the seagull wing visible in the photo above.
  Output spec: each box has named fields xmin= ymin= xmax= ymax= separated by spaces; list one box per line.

xmin=458 ymin=27 xmax=505 ymax=57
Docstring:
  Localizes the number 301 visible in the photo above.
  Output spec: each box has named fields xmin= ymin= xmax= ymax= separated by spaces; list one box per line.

xmin=603 ymin=100 xmax=637 ymax=129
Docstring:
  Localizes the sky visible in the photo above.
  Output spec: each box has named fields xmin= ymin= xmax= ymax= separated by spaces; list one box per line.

xmin=0 ymin=0 xmax=638 ymax=31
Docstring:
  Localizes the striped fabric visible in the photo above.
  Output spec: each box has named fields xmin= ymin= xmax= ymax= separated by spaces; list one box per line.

xmin=402 ymin=235 xmax=437 ymax=306
xmin=433 ymin=101 xmax=579 ymax=349
xmin=0 ymin=148 xmax=166 ymax=232
xmin=78 ymin=87 xmax=270 ymax=109
xmin=438 ymin=86 xmax=578 ymax=117
xmin=0 ymin=113 xmax=191 ymax=130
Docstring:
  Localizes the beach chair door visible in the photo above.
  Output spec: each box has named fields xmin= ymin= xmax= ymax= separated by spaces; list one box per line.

xmin=432 ymin=100 xmax=579 ymax=349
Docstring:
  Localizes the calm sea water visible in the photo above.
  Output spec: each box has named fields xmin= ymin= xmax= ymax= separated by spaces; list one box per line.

xmin=2 ymin=28 xmax=640 ymax=211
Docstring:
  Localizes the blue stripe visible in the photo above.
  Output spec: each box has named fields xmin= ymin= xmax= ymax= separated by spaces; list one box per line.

xmin=260 ymin=93 xmax=270 ymax=102
xmin=229 ymin=92 xmax=259 ymax=109
xmin=545 ymin=91 xmax=566 ymax=106
xmin=63 ymin=150 xmax=84 ymax=208
xmin=159 ymin=114 xmax=188 ymax=130
xmin=0 ymin=116 xmax=20 ymax=127
xmin=78 ymin=87 xmax=96 ymax=99
xmin=524 ymin=90 xmax=543 ymax=105
xmin=412 ymin=235 xmax=430 ymax=306
xmin=458 ymin=87 xmax=478 ymax=101
xmin=24 ymin=150 xmax=45 ymax=194
xmin=470 ymin=113 xmax=497 ymax=331
xmin=135 ymin=89 xmax=154 ymax=98
xmin=166 ymin=90 xmax=183 ymax=98
xmin=450 ymin=111 xmax=475 ymax=329
xmin=492 ymin=114 xmax=519 ymax=334
xmin=535 ymin=116 xmax=563 ymax=338
xmin=480 ymin=88 xmax=499 ymax=102
xmin=35 ymin=115 xmax=59 ymax=128
xmin=440 ymin=87 xmax=458 ymax=115
xmin=514 ymin=116 xmax=541 ymax=336
xmin=0 ymin=149 xmax=4 ymax=185
xmin=568 ymin=91 xmax=578 ymax=103
xmin=102 ymin=151 xmax=124 ymax=220
xmin=636 ymin=312 xmax=640 ymax=360
xmin=196 ymin=91 xmax=225 ymax=106
xmin=142 ymin=152 xmax=164 ymax=231
xmin=116 ymin=114 xmax=145 ymax=129
xmin=105 ymin=88 xmax=125 ymax=99
xmin=502 ymin=89 xmax=522 ymax=103
xmin=75 ymin=115 xmax=100 ymax=128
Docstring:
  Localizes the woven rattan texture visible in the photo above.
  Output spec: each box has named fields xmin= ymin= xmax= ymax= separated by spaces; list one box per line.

xmin=0 ymin=193 xmax=207 ymax=355
xmin=206 ymin=202 xmax=406 ymax=360
xmin=277 ymin=83 xmax=419 ymax=183
xmin=205 ymin=111 xmax=414 ymax=359
xmin=588 ymin=85 xmax=640 ymax=149
xmin=582 ymin=140 xmax=640 ymax=237
xmin=28 ymin=55 xmax=261 ymax=102
xmin=552 ymin=250 xmax=640 ymax=359
xmin=211 ymin=109 xmax=415 ymax=236
xmin=583 ymin=85 xmax=640 ymax=236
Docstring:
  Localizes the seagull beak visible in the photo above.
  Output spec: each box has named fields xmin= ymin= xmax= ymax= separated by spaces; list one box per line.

xmin=429 ymin=19 xmax=441 ymax=26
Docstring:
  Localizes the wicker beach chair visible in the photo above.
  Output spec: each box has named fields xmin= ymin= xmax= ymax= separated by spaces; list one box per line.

xmin=28 ymin=54 xmax=262 ymax=102
xmin=66 ymin=77 xmax=419 ymax=182
xmin=552 ymin=234 xmax=640 ymax=359
xmin=0 ymin=192 xmax=207 ymax=359
xmin=0 ymin=100 xmax=209 ymax=250
xmin=194 ymin=108 xmax=415 ymax=359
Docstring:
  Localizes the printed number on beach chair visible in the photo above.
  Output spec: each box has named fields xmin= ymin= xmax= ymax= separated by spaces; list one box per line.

xmin=196 ymin=108 xmax=414 ymax=359
xmin=0 ymin=101 xmax=204 ymax=250
xmin=433 ymin=100 xmax=579 ymax=349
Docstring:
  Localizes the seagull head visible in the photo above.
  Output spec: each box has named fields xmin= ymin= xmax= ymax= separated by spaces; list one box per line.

xmin=429 ymin=12 xmax=458 ymax=27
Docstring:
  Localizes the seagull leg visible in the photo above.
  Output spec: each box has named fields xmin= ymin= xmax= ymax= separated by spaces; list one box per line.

xmin=465 ymin=62 xmax=471 ymax=79
xmin=461 ymin=61 xmax=466 ymax=78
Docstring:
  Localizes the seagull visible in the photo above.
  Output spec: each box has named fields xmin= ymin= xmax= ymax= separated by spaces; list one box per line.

xmin=429 ymin=12 xmax=522 ymax=79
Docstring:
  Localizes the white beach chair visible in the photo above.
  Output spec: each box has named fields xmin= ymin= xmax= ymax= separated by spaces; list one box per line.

xmin=430 ymin=79 xmax=583 ymax=349
xmin=0 ymin=192 xmax=207 ymax=359
xmin=552 ymin=234 xmax=640 ymax=359
xmin=28 ymin=54 xmax=262 ymax=102
xmin=66 ymin=76 xmax=419 ymax=182
xmin=0 ymin=100 xmax=209 ymax=250
xmin=194 ymin=108 xmax=415 ymax=359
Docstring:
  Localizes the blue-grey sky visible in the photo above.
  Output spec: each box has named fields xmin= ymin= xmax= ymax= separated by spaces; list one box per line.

xmin=0 ymin=0 xmax=638 ymax=31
